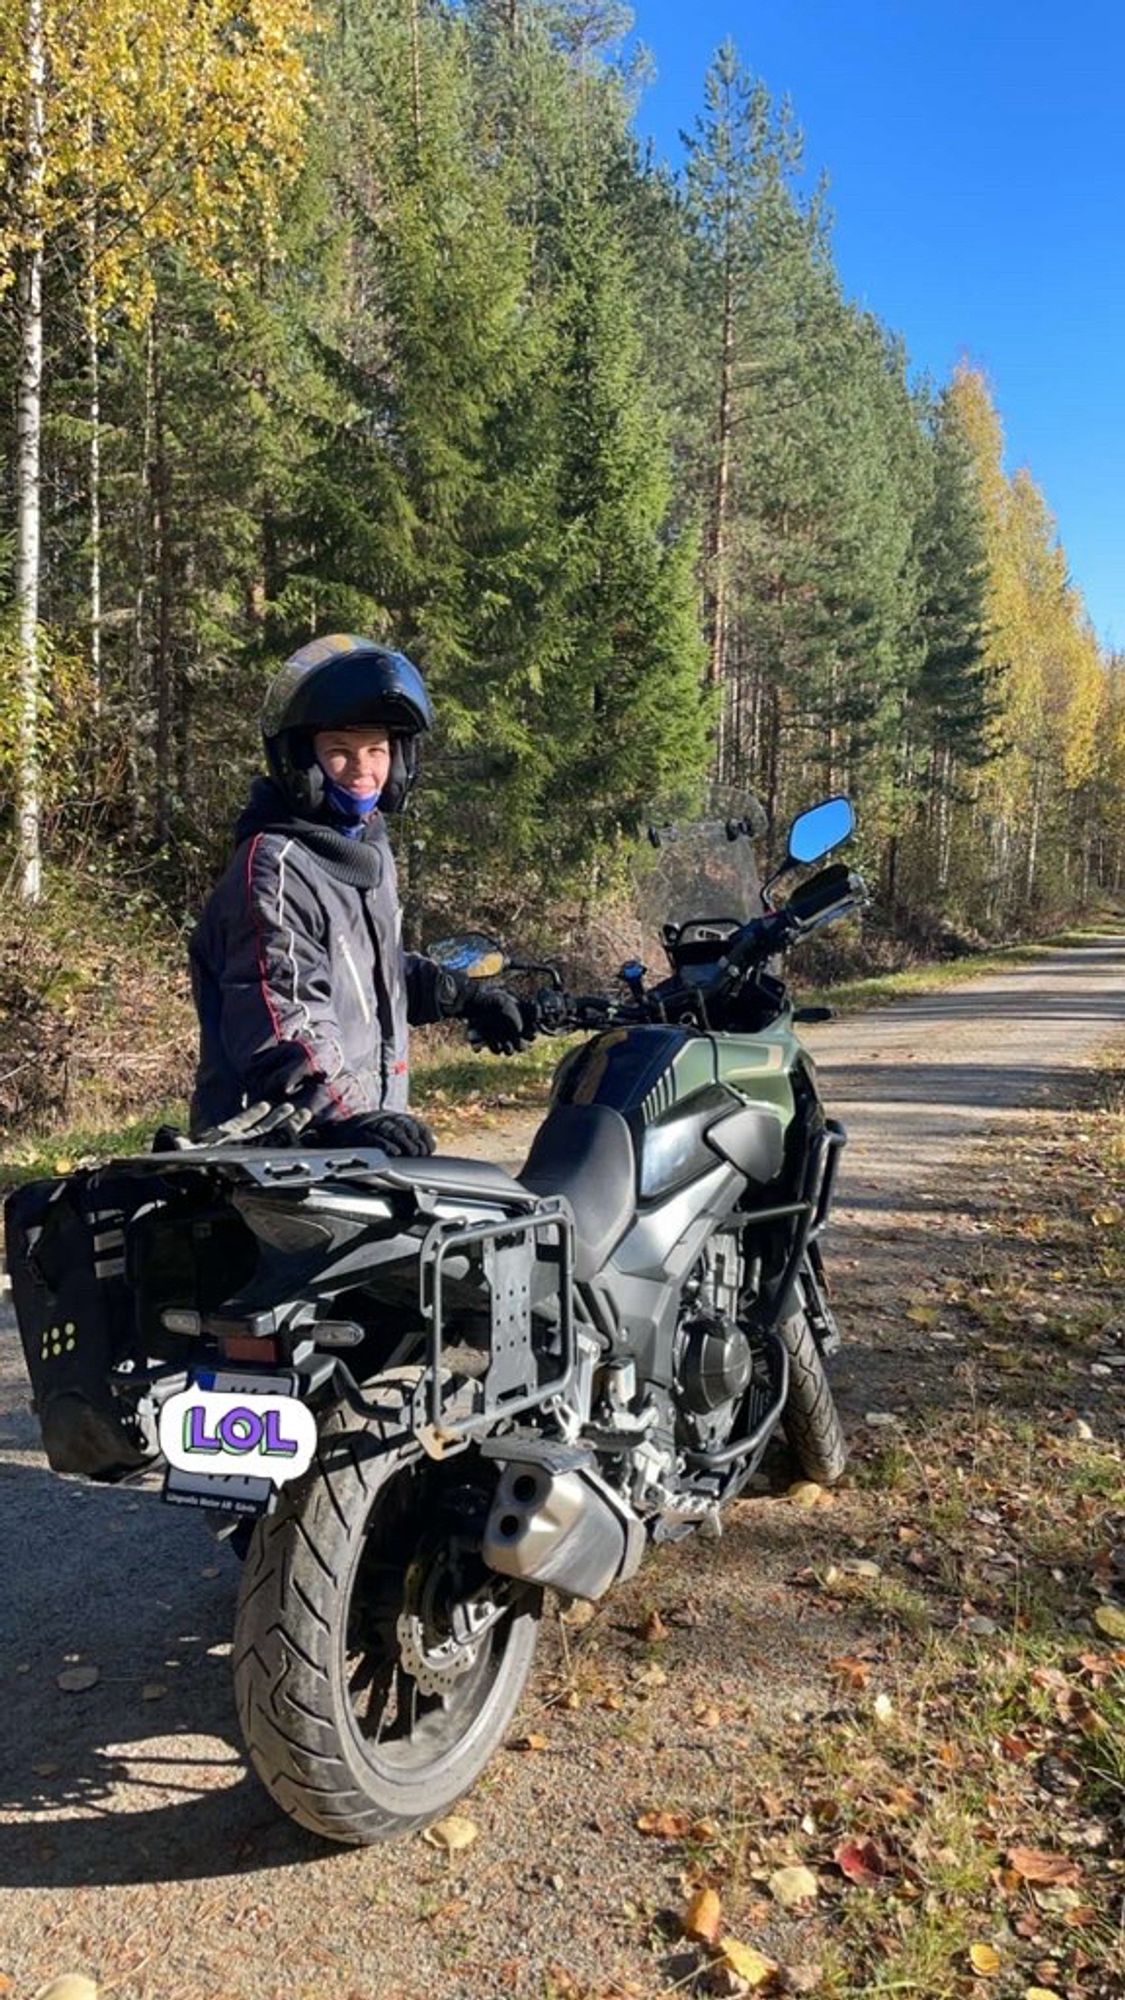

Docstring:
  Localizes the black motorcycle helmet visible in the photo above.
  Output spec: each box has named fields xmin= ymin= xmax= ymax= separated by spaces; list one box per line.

xmin=261 ymin=634 xmax=433 ymax=816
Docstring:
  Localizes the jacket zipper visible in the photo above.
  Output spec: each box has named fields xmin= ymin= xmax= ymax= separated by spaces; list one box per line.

xmin=337 ymin=933 xmax=372 ymax=1027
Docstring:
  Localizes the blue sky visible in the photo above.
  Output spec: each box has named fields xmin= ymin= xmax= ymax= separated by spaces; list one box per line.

xmin=625 ymin=1 xmax=1124 ymax=652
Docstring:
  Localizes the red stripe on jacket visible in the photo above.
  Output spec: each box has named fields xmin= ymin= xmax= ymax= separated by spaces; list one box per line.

xmin=244 ymin=831 xmax=350 ymax=1119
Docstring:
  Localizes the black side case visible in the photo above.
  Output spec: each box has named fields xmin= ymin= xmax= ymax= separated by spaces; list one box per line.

xmin=4 ymin=1172 xmax=150 ymax=1480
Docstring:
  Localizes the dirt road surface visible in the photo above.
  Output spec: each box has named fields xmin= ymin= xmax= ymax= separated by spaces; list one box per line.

xmin=1 ymin=937 xmax=1122 ymax=1999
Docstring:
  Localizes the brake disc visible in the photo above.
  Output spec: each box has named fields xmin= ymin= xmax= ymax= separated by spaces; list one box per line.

xmin=395 ymin=1553 xmax=505 ymax=1698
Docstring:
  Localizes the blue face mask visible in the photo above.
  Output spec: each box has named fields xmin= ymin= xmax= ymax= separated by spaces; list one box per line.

xmin=318 ymin=767 xmax=381 ymax=835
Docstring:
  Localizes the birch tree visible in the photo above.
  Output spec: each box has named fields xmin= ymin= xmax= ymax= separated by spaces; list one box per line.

xmin=0 ymin=0 xmax=313 ymax=897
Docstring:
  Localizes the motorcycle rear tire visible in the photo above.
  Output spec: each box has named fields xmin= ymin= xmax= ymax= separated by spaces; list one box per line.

xmin=778 ymin=1301 xmax=847 ymax=1486
xmin=232 ymin=1369 xmax=542 ymax=1845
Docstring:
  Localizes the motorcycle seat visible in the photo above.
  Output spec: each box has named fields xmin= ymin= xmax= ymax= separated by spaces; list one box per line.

xmin=518 ymin=1103 xmax=635 ymax=1281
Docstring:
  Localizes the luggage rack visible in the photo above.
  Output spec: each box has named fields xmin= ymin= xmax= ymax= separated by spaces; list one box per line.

xmin=416 ymin=1196 xmax=575 ymax=1437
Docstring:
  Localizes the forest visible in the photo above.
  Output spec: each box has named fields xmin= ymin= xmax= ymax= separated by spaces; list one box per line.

xmin=1 ymin=0 xmax=1122 ymax=956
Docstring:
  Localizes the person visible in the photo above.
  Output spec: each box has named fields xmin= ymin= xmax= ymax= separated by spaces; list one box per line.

xmin=188 ymin=633 xmax=531 ymax=1151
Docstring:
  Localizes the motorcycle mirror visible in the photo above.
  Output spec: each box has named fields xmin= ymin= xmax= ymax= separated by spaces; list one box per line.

xmin=785 ymin=795 xmax=854 ymax=867
xmin=424 ymin=931 xmax=508 ymax=979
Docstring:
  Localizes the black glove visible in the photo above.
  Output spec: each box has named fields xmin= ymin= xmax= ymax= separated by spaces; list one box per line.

xmin=319 ymin=1110 xmax=436 ymax=1158
xmin=462 ymin=983 xmax=535 ymax=1056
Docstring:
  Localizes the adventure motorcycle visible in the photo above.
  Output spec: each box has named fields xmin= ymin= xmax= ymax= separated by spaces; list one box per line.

xmin=5 ymin=794 xmax=865 ymax=1845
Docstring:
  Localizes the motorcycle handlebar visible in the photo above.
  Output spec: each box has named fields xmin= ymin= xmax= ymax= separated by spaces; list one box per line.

xmin=529 ymin=876 xmax=866 ymax=1035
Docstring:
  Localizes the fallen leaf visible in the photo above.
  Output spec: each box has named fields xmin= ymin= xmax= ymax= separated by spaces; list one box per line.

xmin=635 ymin=1808 xmax=692 ymax=1839
xmin=1007 ymin=1846 xmax=1081 ymax=1888
xmin=682 ymin=1885 xmax=723 ymax=1945
xmin=639 ymin=1608 xmax=669 ymax=1642
xmin=998 ymin=1731 xmax=1036 ymax=1761
xmin=827 ymin=1655 xmax=871 ymax=1691
xmin=864 ymin=1410 xmax=899 ymax=1427
xmin=834 ymin=1837 xmax=886 ymax=1888
xmin=422 ymin=1815 xmax=478 ymax=1853
xmin=632 ymin=1662 xmax=668 ymax=1688
xmin=993 ymin=1865 xmax=1022 ymax=1893
xmin=969 ymin=1942 xmax=1001 ymax=1975
xmin=141 ymin=1683 xmax=167 ymax=1702
xmin=872 ymin=1693 xmax=894 ymax=1725
xmin=559 ymin=1600 xmax=597 ymax=1629
xmin=55 ymin=1667 xmax=99 ymax=1693
xmin=510 ymin=1733 xmax=549 ymax=1752
xmin=906 ymin=1304 xmax=939 ymax=1326
xmin=719 ymin=1938 xmax=776 ymax=1987
xmin=695 ymin=1703 xmax=722 ymax=1728
xmin=1092 ymin=1604 xmax=1125 ymax=1641
xmin=31 ymin=1761 xmax=59 ymax=1778
xmin=769 ymin=1865 xmax=818 ymax=1908
xmin=1023 ymin=1989 xmax=1062 ymax=1999
xmin=35 ymin=1982 xmax=99 ymax=2000
xmin=1031 ymin=1886 xmax=1084 ymax=1916
xmin=787 ymin=1480 xmax=829 ymax=1509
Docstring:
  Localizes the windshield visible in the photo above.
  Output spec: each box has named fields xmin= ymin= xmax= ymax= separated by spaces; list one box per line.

xmin=632 ymin=793 xmax=766 ymax=944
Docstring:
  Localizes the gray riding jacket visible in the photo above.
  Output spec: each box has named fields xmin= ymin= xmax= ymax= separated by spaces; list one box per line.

xmin=189 ymin=779 xmax=445 ymax=1135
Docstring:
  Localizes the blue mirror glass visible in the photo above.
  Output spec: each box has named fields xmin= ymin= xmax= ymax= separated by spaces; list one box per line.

xmin=424 ymin=932 xmax=507 ymax=978
xmin=786 ymin=796 xmax=854 ymax=866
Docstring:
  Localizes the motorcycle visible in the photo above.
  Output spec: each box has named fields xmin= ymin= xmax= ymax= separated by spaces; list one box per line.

xmin=5 ymin=794 xmax=865 ymax=1845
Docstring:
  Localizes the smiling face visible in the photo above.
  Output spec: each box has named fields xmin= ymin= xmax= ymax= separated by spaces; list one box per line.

xmin=312 ymin=724 xmax=393 ymax=800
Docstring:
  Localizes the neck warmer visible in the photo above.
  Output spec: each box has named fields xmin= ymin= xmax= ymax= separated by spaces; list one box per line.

xmin=234 ymin=777 xmax=386 ymax=888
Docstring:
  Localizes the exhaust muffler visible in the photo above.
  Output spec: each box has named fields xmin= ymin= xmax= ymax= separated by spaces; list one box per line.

xmin=481 ymin=1442 xmax=645 ymax=1602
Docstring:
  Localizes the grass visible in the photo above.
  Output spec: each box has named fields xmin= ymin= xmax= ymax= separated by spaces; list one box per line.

xmin=0 ymin=1104 xmax=190 ymax=1190
xmin=0 ymin=1035 xmax=577 ymax=1189
xmin=798 ymin=921 xmax=1125 ymax=1017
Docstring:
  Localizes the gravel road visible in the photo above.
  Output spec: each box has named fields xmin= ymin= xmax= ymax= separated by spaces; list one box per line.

xmin=1 ymin=936 xmax=1122 ymax=2000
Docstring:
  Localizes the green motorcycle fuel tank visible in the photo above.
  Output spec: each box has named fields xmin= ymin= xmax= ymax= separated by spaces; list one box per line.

xmin=548 ymin=1018 xmax=811 ymax=1208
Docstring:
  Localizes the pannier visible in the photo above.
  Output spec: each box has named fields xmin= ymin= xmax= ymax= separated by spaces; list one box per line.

xmin=4 ymin=1172 xmax=150 ymax=1479
xmin=4 ymin=1165 xmax=259 ymax=1481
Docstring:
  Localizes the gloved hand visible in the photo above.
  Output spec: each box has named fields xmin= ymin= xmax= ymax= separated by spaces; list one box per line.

xmin=320 ymin=1110 xmax=436 ymax=1157
xmin=462 ymin=983 xmax=535 ymax=1056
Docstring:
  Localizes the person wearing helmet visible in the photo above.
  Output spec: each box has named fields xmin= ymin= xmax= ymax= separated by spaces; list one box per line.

xmin=187 ymin=634 xmax=530 ymax=1151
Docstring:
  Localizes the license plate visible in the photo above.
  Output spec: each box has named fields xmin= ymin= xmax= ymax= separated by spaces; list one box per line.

xmin=159 ymin=1376 xmax=310 ymax=1512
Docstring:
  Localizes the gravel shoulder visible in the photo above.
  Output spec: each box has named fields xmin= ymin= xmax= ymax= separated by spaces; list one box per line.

xmin=1 ymin=936 xmax=1122 ymax=2000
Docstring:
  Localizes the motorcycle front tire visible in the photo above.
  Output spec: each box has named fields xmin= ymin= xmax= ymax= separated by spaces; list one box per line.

xmin=778 ymin=1298 xmax=847 ymax=1486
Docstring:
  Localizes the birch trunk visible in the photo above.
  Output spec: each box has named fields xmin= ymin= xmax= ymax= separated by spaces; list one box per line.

xmin=151 ymin=307 xmax=174 ymax=842
xmin=86 ymin=193 xmax=102 ymax=740
xmin=128 ymin=313 xmax=155 ymax=820
xmin=14 ymin=0 xmax=46 ymax=902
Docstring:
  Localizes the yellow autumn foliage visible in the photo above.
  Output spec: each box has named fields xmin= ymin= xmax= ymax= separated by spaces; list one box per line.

xmin=0 ymin=0 xmax=315 ymax=317
xmin=948 ymin=363 xmax=1116 ymax=886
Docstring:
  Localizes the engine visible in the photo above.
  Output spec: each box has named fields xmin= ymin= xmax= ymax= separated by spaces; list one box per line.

xmin=672 ymin=1231 xmax=755 ymax=1453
